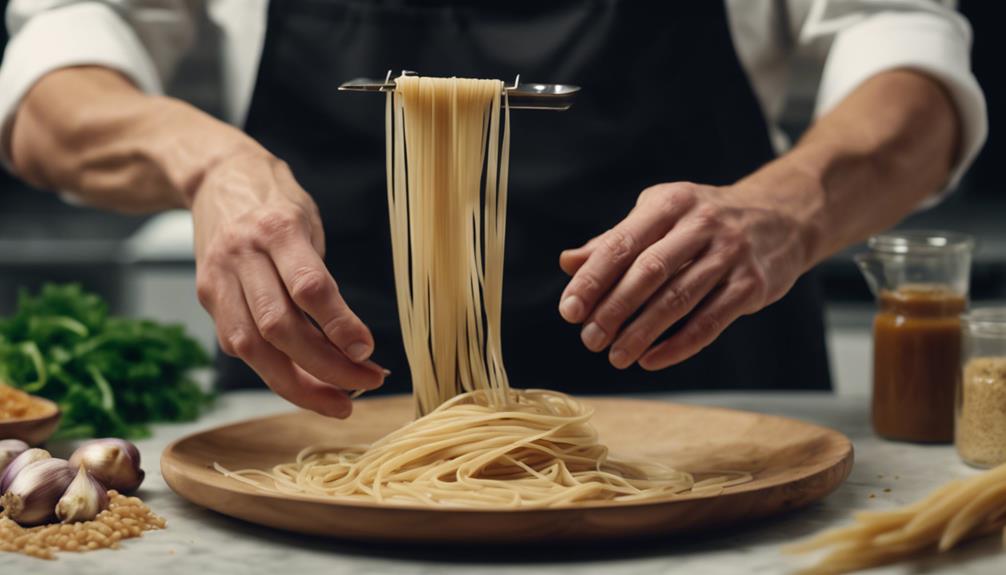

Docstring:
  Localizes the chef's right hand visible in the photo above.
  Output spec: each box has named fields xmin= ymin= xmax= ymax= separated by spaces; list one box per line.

xmin=191 ymin=149 xmax=387 ymax=418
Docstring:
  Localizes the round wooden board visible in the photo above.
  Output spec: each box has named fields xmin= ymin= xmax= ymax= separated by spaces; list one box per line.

xmin=161 ymin=395 xmax=853 ymax=543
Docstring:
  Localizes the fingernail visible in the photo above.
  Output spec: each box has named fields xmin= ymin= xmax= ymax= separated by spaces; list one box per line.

xmin=382 ymin=369 xmax=392 ymax=377
xmin=337 ymin=401 xmax=353 ymax=418
xmin=637 ymin=351 xmax=656 ymax=371
xmin=347 ymin=342 xmax=372 ymax=362
xmin=581 ymin=322 xmax=606 ymax=351
xmin=559 ymin=295 xmax=584 ymax=322
xmin=360 ymin=359 xmax=388 ymax=376
xmin=610 ymin=348 xmax=629 ymax=369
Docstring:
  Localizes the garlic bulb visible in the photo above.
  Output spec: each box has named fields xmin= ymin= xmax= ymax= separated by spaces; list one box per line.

xmin=0 ymin=458 xmax=75 ymax=526
xmin=0 ymin=447 xmax=51 ymax=493
xmin=55 ymin=465 xmax=109 ymax=523
xmin=0 ymin=439 xmax=29 ymax=476
xmin=68 ymin=438 xmax=144 ymax=494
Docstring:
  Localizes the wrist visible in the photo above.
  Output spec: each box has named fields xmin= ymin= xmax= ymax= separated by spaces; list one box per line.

xmin=731 ymin=152 xmax=828 ymax=272
xmin=141 ymin=97 xmax=268 ymax=209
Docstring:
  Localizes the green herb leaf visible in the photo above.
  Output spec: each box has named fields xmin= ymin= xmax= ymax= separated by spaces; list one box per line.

xmin=0 ymin=283 xmax=212 ymax=438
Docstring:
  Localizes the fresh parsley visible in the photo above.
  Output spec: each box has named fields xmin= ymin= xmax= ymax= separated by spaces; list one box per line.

xmin=0 ymin=283 xmax=212 ymax=439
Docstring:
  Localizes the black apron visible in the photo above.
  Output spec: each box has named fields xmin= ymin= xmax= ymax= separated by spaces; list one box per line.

xmin=219 ymin=0 xmax=832 ymax=394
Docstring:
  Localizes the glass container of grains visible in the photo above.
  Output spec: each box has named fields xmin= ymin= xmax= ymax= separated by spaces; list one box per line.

xmin=956 ymin=308 xmax=1006 ymax=467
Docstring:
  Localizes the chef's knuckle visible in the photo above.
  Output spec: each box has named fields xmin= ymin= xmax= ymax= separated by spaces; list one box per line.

xmin=651 ymin=193 xmax=683 ymax=220
xmin=572 ymin=272 xmax=602 ymax=300
xmin=257 ymin=306 xmax=291 ymax=341
xmin=601 ymin=229 xmax=635 ymax=264
xmin=226 ymin=329 xmax=257 ymax=358
xmin=322 ymin=314 xmax=357 ymax=343
xmin=220 ymin=228 xmax=254 ymax=257
xmin=635 ymin=252 xmax=669 ymax=284
xmin=672 ymin=183 xmax=701 ymax=207
xmin=719 ymin=223 xmax=743 ymax=245
xmin=289 ymin=267 xmax=330 ymax=303
xmin=255 ymin=209 xmax=299 ymax=241
xmin=733 ymin=278 xmax=759 ymax=302
xmin=269 ymin=157 xmax=292 ymax=174
xmin=691 ymin=204 xmax=723 ymax=230
xmin=694 ymin=313 xmax=724 ymax=338
xmin=707 ymin=245 xmax=737 ymax=271
xmin=639 ymin=185 xmax=671 ymax=209
xmin=716 ymin=238 xmax=743 ymax=262
xmin=217 ymin=337 xmax=235 ymax=357
xmin=637 ymin=185 xmax=660 ymax=205
xmin=656 ymin=284 xmax=691 ymax=316
xmin=195 ymin=276 xmax=216 ymax=309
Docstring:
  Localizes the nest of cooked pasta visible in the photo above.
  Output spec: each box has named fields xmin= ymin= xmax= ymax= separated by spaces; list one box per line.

xmin=218 ymin=389 xmax=749 ymax=509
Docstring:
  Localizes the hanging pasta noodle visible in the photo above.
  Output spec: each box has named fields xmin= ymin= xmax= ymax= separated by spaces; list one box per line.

xmin=787 ymin=461 xmax=1006 ymax=574
xmin=216 ymin=76 xmax=750 ymax=508
xmin=387 ymin=76 xmax=511 ymax=415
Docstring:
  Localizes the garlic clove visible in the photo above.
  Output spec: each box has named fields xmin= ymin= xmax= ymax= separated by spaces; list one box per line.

xmin=68 ymin=438 xmax=144 ymax=494
xmin=0 ymin=458 xmax=75 ymax=526
xmin=55 ymin=465 xmax=109 ymax=523
xmin=0 ymin=439 xmax=30 ymax=476
xmin=0 ymin=447 xmax=51 ymax=494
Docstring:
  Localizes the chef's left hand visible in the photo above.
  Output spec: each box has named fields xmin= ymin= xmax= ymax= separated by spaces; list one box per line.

xmin=558 ymin=181 xmax=811 ymax=370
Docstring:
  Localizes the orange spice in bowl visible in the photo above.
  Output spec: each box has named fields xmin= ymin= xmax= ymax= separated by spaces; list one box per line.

xmin=0 ymin=384 xmax=49 ymax=421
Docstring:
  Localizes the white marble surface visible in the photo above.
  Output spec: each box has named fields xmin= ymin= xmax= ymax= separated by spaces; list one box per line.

xmin=6 ymin=390 xmax=1006 ymax=575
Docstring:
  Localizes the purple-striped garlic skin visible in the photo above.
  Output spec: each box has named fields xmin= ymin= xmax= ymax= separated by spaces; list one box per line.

xmin=56 ymin=465 xmax=109 ymax=523
xmin=0 ymin=447 xmax=51 ymax=494
xmin=0 ymin=458 xmax=75 ymax=526
xmin=0 ymin=439 xmax=30 ymax=477
xmin=68 ymin=439 xmax=144 ymax=494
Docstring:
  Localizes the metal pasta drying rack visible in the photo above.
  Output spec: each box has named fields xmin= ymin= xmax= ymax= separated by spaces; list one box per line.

xmin=338 ymin=70 xmax=580 ymax=111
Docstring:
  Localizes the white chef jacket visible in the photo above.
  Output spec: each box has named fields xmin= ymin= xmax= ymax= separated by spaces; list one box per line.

xmin=0 ymin=0 xmax=988 ymax=192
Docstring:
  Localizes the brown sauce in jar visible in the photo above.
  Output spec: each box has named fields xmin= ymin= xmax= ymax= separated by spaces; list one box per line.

xmin=873 ymin=285 xmax=966 ymax=442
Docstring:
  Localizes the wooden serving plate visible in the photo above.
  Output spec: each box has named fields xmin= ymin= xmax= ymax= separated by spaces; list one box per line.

xmin=0 ymin=397 xmax=61 ymax=446
xmin=162 ymin=395 xmax=853 ymax=543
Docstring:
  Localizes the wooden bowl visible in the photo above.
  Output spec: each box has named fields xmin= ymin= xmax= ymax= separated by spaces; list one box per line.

xmin=163 ymin=395 xmax=853 ymax=543
xmin=0 ymin=396 xmax=61 ymax=446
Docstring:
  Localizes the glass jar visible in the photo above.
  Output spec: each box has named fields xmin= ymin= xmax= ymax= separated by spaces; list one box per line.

xmin=855 ymin=231 xmax=974 ymax=442
xmin=955 ymin=308 xmax=1006 ymax=467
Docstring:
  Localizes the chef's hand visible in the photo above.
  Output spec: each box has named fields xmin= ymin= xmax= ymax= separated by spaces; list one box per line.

xmin=8 ymin=68 xmax=384 ymax=418
xmin=192 ymin=151 xmax=387 ymax=418
xmin=558 ymin=68 xmax=963 ymax=371
xmin=10 ymin=67 xmax=387 ymax=418
xmin=558 ymin=181 xmax=809 ymax=371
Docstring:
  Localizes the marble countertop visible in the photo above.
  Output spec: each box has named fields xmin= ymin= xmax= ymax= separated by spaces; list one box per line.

xmin=7 ymin=390 xmax=1006 ymax=575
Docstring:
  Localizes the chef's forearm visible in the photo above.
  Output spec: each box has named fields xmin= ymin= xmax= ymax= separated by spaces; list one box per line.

xmin=738 ymin=69 xmax=961 ymax=270
xmin=8 ymin=66 xmax=264 ymax=213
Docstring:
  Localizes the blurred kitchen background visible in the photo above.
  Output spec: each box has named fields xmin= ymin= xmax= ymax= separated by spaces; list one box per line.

xmin=0 ymin=1 xmax=1002 ymax=397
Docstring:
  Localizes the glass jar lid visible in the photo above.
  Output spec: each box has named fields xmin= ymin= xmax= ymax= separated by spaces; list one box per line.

xmin=869 ymin=231 xmax=975 ymax=256
xmin=962 ymin=308 xmax=1006 ymax=338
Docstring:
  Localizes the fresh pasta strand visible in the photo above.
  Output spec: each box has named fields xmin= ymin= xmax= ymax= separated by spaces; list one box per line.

xmin=384 ymin=76 xmax=511 ymax=415
xmin=787 ymin=462 xmax=1006 ymax=574
xmin=218 ymin=76 xmax=750 ymax=508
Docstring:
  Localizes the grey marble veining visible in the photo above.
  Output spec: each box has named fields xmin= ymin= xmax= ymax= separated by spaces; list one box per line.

xmin=5 ymin=390 xmax=1006 ymax=574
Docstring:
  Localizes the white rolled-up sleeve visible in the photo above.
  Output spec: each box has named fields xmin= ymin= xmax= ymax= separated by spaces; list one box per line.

xmin=800 ymin=0 xmax=987 ymax=193
xmin=0 ymin=0 xmax=195 ymax=167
